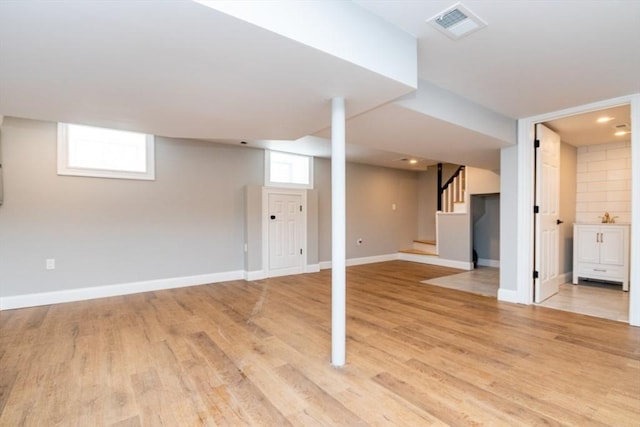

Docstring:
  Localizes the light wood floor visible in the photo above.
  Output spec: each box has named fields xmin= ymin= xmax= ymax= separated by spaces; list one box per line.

xmin=1 ymin=261 xmax=639 ymax=426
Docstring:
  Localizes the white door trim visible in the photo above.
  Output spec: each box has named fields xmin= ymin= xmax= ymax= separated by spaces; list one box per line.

xmin=262 ymin=187 xmax=308 ymax=278
xmin=516 ymin=93 xmax=640 ymax=326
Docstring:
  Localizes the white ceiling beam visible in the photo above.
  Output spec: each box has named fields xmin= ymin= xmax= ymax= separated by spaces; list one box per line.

xmin=194 ymin=0 xmax=417 ymax=89
xmin=395 ymin=80 xmax=516 ymax=146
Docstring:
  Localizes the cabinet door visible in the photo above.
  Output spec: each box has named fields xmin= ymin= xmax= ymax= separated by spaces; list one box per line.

xmin=576 ymin=226 xmax=600 ymax=264
xmin=600 ymin=228 xmax=625 ymax=265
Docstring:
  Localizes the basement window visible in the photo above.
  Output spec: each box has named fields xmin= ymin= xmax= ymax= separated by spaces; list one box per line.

xmin=265 ymin=150 xmax=313 ymax=189
xmin=58 ymin=123 xmax=155 ymax=180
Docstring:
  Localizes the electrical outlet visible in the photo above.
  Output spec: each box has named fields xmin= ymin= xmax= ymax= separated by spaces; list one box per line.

xmin=357 ymin=238 xmax=363 ymax=245
xmin=46 ymin=259 xmax=55 ymax=270
xmin=392 ymin=203 xmax=397 ymax=211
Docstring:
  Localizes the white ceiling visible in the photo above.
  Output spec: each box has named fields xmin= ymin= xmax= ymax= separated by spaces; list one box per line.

xmin=356 ymin=0 xmax=640 ymax=118
xmin=0 ymin=1 xmax=413 ymax=140
xmin=544 ymin=105 xmax=631 ymax=147
xmin=1 ymin=1 xmax=638 ymax=171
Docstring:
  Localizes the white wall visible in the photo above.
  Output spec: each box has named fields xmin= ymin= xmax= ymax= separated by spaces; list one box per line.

xmin=467 ymin=166 xmax=500 ymax=195
xmin=576 ymin=141 xmax=632 ymax=224
xmin=559 ymin=142 xmax=577 ymax=274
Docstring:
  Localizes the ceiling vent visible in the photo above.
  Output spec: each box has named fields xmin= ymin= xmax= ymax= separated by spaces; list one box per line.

xmin=427 ymin=3 xmax=487 ymax=40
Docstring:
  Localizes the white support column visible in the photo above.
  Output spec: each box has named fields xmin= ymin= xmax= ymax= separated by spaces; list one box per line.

xmin=629 ymin=94 xmax=639 ymax=327
xmin=331 ymin=97 xmax=346 ymax=366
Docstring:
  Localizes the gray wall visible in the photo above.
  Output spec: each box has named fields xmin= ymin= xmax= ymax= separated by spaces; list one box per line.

xmin=306 ymin=189 xmax=319 ymax=265
xmin=559 ymin=142 xmax=577 ymax=274
xmin=0 ymin=117 xmax=264 ymax=297
xmin=437 ymin=213 xmax=471 ymax=262
xmin=0 ymin=124 xmax=4 ymax=206
xmin=417 ymin=170 xmax=435 ymax=239
xmin=472 ymin=194 xmax=500 ymax=262
xmin=499 ymin=145 xmax=518 ymax=292
xmin=244 ymin=185 xmax=263 ymax=272
xmin=0 ymin=117 xmax=423 ymax=299
xmin=315 ymin=159 xmax=419 ymax=262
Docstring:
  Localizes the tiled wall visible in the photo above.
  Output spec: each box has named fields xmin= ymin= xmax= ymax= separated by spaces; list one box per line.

xmin=576 ymin=141 xmax=632 ymax=224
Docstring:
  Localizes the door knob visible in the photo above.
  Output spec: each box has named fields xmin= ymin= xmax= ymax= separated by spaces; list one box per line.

xmin=270 ymin=215 xmax=276 ymax=220
xmin=556 ymin=219 xmax=564 ymax=225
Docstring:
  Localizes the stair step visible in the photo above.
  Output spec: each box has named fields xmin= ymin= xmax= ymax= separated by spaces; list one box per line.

xmin=399 ymin=248 xmax=439 ymax=256
xmin=412 ymin=239 xmax=437 ymax=253
xmin=414 ymin=239 xmax=436 ymax=245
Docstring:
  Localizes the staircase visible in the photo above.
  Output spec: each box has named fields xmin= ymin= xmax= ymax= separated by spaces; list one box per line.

xmin=399 ymin=239 xmax=442 ymax=265
xmin=398 ymin=163 xmax=472 ymax=270
xmin=399 ymin=239 xmax=438 ymax=257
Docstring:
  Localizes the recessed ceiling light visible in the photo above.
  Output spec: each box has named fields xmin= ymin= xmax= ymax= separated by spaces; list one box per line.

xmin=409 ymin=159 xmax=418 ymax=164
xmin=596 ymin=116 xmax=615 ymax=123
xmin=614 ymin=130 xmax=630 ymax=136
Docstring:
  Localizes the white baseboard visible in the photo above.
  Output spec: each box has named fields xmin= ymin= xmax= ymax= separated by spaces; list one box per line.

xmin=398 ymin=252 xmax=473 ymax=270
xmin=247 ymin=264 xmax=319 ymax=281
xmin=319 ymin=253 xmax=399 ymax=270
xmin=497 ymin=288 xmax=519 ymax=303
xmin=558 ymin=271 xmax=572 ymax=284
xmin=305 ymin=264 xmax=320 ymax=273
xmin=266 ymin=266 xmax=306 ymax=278
xmin=347 ymin=253 xmax=398 ymax=266
xmin=0 ymin=270 xmax=244 ymax=311
xmin=245 ymin=270 xmax=266 ymax=281
xmin=478 ymin=258 xmax=500 ymax=268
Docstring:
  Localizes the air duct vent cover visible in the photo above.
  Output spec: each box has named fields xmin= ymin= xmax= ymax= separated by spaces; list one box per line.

xmin=436 ymin=8 xmax=468 ymax=29
xmin=427 ymin=2 xmax=487 ymax=40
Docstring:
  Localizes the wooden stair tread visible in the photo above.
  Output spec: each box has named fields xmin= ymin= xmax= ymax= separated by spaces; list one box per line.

xmin=413 ymin=239 xmax=436 ymax=245
xmin=399 ymin=248 xmax=439 ymax=256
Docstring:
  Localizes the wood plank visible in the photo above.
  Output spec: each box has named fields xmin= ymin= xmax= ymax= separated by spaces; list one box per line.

xmin=1 ymin=260 xmax=639 ymax=425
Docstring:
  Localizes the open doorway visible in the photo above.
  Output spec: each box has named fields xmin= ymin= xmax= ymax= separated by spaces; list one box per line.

xmin=534 ymin=104 xmax=632 ymax=322
xmin=471 ymin=193 xmax=500 ymax=268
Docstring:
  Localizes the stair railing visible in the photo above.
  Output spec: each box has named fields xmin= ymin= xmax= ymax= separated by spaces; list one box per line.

xmin=437 ymin=164 xmax=466 ymax=213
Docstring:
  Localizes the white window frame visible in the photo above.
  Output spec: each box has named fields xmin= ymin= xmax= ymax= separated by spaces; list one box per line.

xmin=264 ymin=150 xmax=313 ymax=189
xmin=57 ymin=123 xmax=155 ymax=180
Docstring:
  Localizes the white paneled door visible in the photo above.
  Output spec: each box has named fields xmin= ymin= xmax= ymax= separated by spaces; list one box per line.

xmin=534 ymin=123 xmax=561 ymax=303
xmin=268 ymin=192 xmax=304 ymax=274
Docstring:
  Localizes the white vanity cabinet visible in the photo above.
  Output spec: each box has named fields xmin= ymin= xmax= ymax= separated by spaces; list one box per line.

xmin=573 ymin=224 xmax=630 ymax=291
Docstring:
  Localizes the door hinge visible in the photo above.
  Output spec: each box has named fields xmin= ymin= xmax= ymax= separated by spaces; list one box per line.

xmin=534 ymin=139 xmax=540 ymax=149
xmin=300 ymin=248 xmax=303 ymax=255
xmin=533 ymin=270 xmax=539 ymax=279
xmin=299 ymin=205 xmax=302 ymax=212
xmin=533 ymin=205 xmax=539 ymax=214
